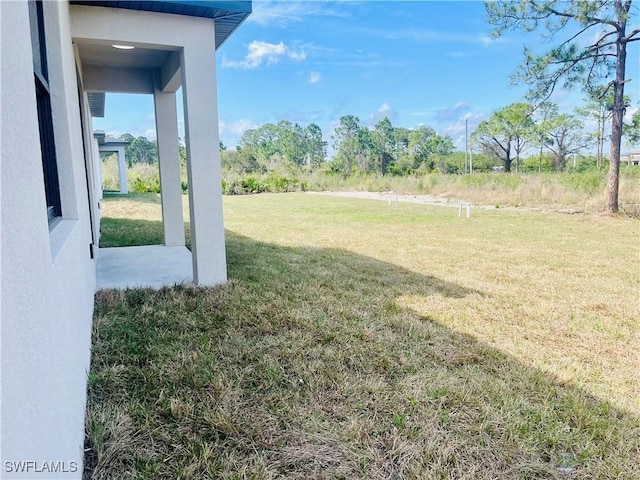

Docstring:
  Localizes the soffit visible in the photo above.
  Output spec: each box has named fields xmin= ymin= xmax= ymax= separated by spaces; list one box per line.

xmin=69 ymin=0 xmax=252 ymax=49
xmin=77 ymin=43 xmax=173 ymax=69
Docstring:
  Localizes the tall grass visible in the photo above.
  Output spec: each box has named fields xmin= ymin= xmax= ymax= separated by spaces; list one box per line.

xmin=301 ymin=168 xmax=640 ymax=213
xmin=101 ymin=155 xmax=161 ymax=193
xmin=100 ymin=154 xmax=120 ymax=192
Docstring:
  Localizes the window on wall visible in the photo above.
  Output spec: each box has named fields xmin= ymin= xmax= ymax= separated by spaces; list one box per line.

xmin=28 ymin=0 xmax=61 ymax=225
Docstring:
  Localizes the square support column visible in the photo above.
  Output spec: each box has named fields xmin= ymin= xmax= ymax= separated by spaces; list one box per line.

xmin=154 ymin=89 xmax=185 ymax=246
xmin=92 ymin=137 xmax=103 ymax=200
xmin=181 ymin=36 xmax=227 ymax=285
xmin=116 ymin=145 xmax=128 ymax=194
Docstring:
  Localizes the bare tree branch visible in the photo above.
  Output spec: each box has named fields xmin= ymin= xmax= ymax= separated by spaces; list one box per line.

xmin=624 ymin=28 xmax=640 ymax=41
xmin=531 ymin=0 xmax=620 ymax=28
xmin=555 ymin=21 xmax=601 ymax=48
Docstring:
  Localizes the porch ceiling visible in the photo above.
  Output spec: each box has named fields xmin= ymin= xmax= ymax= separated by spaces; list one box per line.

xmin=77 ymin=42 xmax=174 ymax=69
xmin=77 ymin=40 xmax=179 ymax=115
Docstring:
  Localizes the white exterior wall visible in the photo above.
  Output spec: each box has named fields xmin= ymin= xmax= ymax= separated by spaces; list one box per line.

xmin=1 ymin=2 xmax=97 ymax=478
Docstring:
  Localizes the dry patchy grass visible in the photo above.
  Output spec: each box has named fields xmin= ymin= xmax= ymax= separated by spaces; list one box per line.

xmin=87 ymin=193 xmax=640 ymax=479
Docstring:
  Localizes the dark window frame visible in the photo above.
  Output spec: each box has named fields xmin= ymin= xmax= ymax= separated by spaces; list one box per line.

xmin=28 ymin=0 xmax=62 ymax=226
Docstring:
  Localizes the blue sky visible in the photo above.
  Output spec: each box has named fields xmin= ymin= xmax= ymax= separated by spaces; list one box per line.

xmin=94 ymin=1 xmax=640 ymax=152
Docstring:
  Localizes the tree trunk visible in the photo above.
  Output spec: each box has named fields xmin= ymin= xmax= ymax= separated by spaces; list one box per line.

xmin=597 ymin=114 xmax=602 ymax=169
xmin=538 ymin=140 xmax=544 ymax=172
xmin=606 ymin=8 xmax=627 ymax=214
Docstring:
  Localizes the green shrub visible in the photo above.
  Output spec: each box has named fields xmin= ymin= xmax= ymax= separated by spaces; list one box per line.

xmin=241 ymin=175 xmax=263 ymax=193
xmin=220 ymin=172 xmax=307 ymax=195
xmin=131 ymin=176 xmax=160 ymax=193
xmin=560 ymin=170 xmax=606 ymax=194
xmin=264 ymin=174 xmax=306 ymax=192
xmin=128 ymin=163 xmax=161 ymax=193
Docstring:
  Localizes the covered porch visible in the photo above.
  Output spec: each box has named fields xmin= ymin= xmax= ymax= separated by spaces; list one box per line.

xmin=96 ymin=245 xmax=192 ymax=289
xmin=70 ymin=1 xmax=251 ymax=288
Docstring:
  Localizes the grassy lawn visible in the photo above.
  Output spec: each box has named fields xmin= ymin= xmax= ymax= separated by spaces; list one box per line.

xmin=88 ymin=193 xmax=639 ymax=479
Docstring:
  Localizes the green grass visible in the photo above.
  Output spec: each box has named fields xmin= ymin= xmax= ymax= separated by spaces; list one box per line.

xmin=99 ymin=193 xmax=190 ymax=247
xmin=87 ymin=193 xmax=639 ymax=479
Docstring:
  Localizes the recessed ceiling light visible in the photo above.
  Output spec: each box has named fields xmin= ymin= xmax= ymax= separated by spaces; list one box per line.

xmin=112 ymin=44 xmax=135 ymax=50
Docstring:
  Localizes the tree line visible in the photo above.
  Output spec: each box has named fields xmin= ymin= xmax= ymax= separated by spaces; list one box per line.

xmin=473 ymin=93 xmax=638 ymax=173
xmin=222 ymin=116 xmax=463 ymax=176
xmin=222 ymin=96 xmax=638 ymax=177
xmin=112 ymin=92 xmax=638 ymax=177
xmin=109 ymin=133 xmax=187 ymax=167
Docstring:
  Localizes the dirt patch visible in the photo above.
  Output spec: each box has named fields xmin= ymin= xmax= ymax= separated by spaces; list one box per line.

xmin=307 ymin=191 xmax=500 ymax=210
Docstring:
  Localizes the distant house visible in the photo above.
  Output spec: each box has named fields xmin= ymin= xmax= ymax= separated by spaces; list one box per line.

xmin=621 ymin=152 xmax=640 ymax=166
xmin=0 ymin=1 xmax=250 ymax=477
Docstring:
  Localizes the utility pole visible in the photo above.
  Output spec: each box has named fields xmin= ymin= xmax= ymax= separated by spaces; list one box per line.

xmin=465 ymin=118 xmax=469 ymax=174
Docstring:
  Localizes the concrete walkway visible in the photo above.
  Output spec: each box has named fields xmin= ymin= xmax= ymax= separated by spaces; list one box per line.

xmin=96 ymin=245 xmax=192 ymax=290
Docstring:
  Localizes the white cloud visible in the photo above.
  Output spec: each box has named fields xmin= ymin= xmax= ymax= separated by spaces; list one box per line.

xmin=177 ymin=119 xmax=185 ymax=139
xmin=355 ymin=25 xmax=510 ymax=47
xmin=105 ymin=130 xmax=124 ymax=139
xmin=435 ymin=102 xmax=471 ymax=122
xmin=222 ymin=41 xmax=306 ymax=69
xmin=308 ymin=71 xmax=322 ymax=84
xmin=442 ymin=112 xmax=487 ymax=150
xmin=249 ymin=1 xmax=351 ymax=28
xmin=279 ymin=109 xmax=324 ymax=123
xmin=624 ymin=105 xmax=638 ymax=124
xmin=106 ymin=129 xmax=157 ymax=140
xmin=448 ymin=51 xmax=474 ymax=58
xmin=480 ymin=35 xmax=508 ymax=47
xmin=368 ymin=102 xmax=398 ymax=124
xmin=219 ymin=119 xmax=258 ymax=143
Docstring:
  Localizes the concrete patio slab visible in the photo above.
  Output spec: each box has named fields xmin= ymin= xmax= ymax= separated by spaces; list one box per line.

xmin=97 ymin=245 xmax=192 ymax=290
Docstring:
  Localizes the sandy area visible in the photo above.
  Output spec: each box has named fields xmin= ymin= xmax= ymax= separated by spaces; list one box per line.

xmin=306 ymin=191 xmax=498 ymax=210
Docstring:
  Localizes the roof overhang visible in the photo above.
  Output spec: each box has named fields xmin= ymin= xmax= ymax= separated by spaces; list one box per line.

xmin=94 ymin=131 xmax=131 ymax=146
xmin=73 ymin=1 xmax=251 ymax=117
xmin=70 ymin=1 xmax=251 ymax=49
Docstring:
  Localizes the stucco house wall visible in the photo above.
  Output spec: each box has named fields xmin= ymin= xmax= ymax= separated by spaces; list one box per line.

xmin=1 ymin=1 xmax=97 ymax=477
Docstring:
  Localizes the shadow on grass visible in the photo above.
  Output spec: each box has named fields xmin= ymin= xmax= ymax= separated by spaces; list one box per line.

xmin=86 ymin=228 xmax=639 ymax=479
